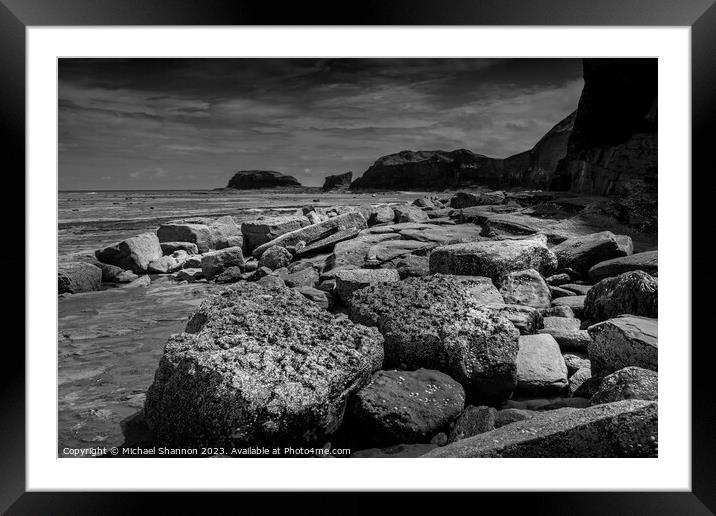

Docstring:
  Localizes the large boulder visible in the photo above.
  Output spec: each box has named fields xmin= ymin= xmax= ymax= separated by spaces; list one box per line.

xmin=257 ymin=245 xmax=293 ymax=271
xmin=157 ymin=222 xmax=228 ymax=253
xmin=429 ymin=235 xmax=558 ymax=281
xmin=241 ymin=215 xmax=309 ymax=253
xmin=584 ymin=270 xmax=657 ymax=323
xmin=348 ymin=369 xmax=465 ymax=446
xmin=589 ymin=366 xmax=658 ymax=405
xmin=424 ymin=400 xmax=658 ymax=457
xmin=588 ymin=250 xmax=658 ymax=282
xmin=252 ymin=211 xmax=367 ymax=258
xmin=200 ymin=246 xmax=245 ymax=280
xmin=498 ymin=268 xmax=552 ymax=309
xmin=334 ymin=268 xmax=400 ymax=304
xmin=483 ymin=303 xmax=543 ymax=335
xmin=226 ymin=170 xmax=301 ymax=189
xmin=322 ymin=171 xmax=353 ymax=191
xmin=550 ymin=231 xmax=632 ymax=275
xmin=348 ymin=274 xmax=500 ymax=328
xmin=144 ymin=283 xmax=383 ymax=447
xmin=515 ymin=334 xmax=568 ymax=395
xmin=347 ymin=274 xmax=520 ymax=402
xmin=587 ymin=315 xmax=658 ymax=377
xmin=393 ymin=204 xmax=429 ymax=223
xmin=447 ymin=405 xmax=496 ymax=443
xmin=367 ymin=205 xmax=396 ymax=226
xmin=95 ymin=232 xmax=163 ymax=273
xmin=147 ymin=250 xmax=188 ymax=274
xmin=58 ymin=262 xmax=102 ymax=294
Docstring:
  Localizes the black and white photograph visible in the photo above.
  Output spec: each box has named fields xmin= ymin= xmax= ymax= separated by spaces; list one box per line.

xmin=56 ymin=56 xmax=659 ymax=459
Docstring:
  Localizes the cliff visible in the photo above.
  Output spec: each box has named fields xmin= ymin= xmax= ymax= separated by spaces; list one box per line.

xmin=227 ymin=170 xmax=301 ymax=189
xmin=322 ymin=171 xmax=353 ymax=191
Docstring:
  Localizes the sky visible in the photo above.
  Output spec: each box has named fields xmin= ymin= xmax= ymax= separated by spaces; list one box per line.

xmin=58 ymin=58 xmax=584 ymax=190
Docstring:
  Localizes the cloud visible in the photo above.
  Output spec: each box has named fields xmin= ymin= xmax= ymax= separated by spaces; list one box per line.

xmin=58 ymin=58 xmax=585 ymax=189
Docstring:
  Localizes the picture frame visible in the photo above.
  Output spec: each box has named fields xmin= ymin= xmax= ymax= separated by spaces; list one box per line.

xmin=3 ymin=0 xmax=711 ymax=512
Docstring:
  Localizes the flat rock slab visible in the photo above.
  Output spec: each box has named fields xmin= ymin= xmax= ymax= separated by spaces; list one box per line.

xmin=241 ymin=215 xmax=309 ymax=252
xmin=144 ymin=283 xmax=384 ymax=447
xmin=252 ymin=211 xmax=367 ymax=258
xmin=349 ymin=369 xmax=465 ymax=446
xmin=516 ymin=334 xmax=568 ymax=395
xmin=589 ymin=250 xmax=658 ymax=282
xmin=397 ymin=224 xmax=484 ymax=245
xmin=430 ymin=236 xmax=557 ymax=281
xmin=294 ymin=227 xmax=361 ymax=257
xmin=588 ymin=315 xmax=658 ymax=376
xmin=424 ymin=400 xmax=658 ymax=457
xmin=327 ymin=233 xmax=402 ymax=270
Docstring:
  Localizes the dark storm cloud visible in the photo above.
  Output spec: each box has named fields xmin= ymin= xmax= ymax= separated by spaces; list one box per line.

xmin=58 ymin=58 xmax=583 ymax=190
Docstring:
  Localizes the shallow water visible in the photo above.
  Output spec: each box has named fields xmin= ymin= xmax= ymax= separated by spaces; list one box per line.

xmin=57 ymin=189 xmax=420 ymax=456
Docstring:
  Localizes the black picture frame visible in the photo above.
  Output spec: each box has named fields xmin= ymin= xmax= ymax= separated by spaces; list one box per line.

xmin=3 ymin=1 xmax=711 ymax=513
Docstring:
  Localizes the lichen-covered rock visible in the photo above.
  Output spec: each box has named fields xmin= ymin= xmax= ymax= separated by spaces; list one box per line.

xmin=587 ymin=315 xmax=658 ymax=376
xmin=241 ymin=215 xmax=309 ymax=253
xmin=550 ymin=231 xmax=632 ymax=274
xmin=144 ymin=283 xmax=384 ymax=447
xmin=424 ymin=400 xmax=658 ymax=457
xmin=58 ymin=262 xmax=102 ymax=294
xmin=584 ymin=270 xmax=657 ymax=323
xmin=483 ymin=303 xmax=543 ymax=335
xmin=588 ymin=250 xmax=658 ymax=282
xmin=589 ymin=366 xmax=658 ymax=405
xmin=348 ymin=274 xmax=499 ymax=328
xmin=346 ymin=275 xmax=519 ymax=402
xmin=499 ymin=268 xmax=552 ymax=308
xmin=430 ymin=236 xmax=557 ymax=281
xmin=215 ymin=266 xmax=244 ymax=284
xmin=447 ymin=405 xmax=496 ymax=443
xmin=257 ymin=245 xmax=293 ymax=271
xmin=200 ymin=246 xmax=245 ymax=280
xmin=515 ymin=334 xmax=568 ymax=395
xmin=348 ymin=369 xmax=465 ymax=446
xmin=334 ymin=268 xmax=400 ymax=304
xmin=95 ymin=232 xmax=163 ymax=273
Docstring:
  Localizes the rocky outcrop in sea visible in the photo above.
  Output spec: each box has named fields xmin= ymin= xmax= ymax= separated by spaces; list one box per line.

xmin=226 ymin=170 xmax=302 ymax=189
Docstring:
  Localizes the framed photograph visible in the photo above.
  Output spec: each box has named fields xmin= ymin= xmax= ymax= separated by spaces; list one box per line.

xmin=4 ymin=0 xmax=711 ymax=512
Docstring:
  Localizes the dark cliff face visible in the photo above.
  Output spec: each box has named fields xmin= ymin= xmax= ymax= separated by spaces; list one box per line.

xmin=350 ymin=149 xmax=505 ymax=190
xmin=553 ymin=58 xmax=657 ymax=195
xmin=227 ymin=170 xmax=301 ymax=189
xmin=322 ymin=171 xmax=353 ymax=191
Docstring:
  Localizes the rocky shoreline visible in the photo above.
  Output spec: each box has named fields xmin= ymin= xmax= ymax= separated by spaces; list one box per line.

xmin=59 ymin=188 xmax=658 ymax=457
